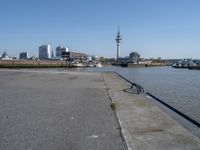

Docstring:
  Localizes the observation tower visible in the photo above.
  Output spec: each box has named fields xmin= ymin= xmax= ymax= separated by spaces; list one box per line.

xmin=115 ymin=28 xmax=122 ymax=60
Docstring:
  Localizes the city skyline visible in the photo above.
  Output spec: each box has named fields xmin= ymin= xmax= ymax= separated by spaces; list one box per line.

xmin=1 ymin=0 xmax=200 ymax=59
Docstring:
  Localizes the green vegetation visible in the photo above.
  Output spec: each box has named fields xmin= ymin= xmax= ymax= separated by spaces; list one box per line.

xmin=110 ymin=102 xmax=117 ymax=111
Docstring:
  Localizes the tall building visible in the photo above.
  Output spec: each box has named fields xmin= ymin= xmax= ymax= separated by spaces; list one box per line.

xmin=51 ymin=49 xmax=54 ymax=58
xmin=56 ymin=46 xmax=69 ymax=57
xmin=115 ymin=28 xmax=122 ymax=60
xmin=39 ymin=45 xmax=51 ymax=59
xmin=19 ymin=52 xmax=28 ymax=60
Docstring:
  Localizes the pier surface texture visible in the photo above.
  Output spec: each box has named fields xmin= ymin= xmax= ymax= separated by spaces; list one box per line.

xmin=0 ymin=69 xmax=125 ymax=150
xmin=0 ymin=69 xmax=200 ymax=150
xmin=103 ymin=72 xmax=200 ymax=150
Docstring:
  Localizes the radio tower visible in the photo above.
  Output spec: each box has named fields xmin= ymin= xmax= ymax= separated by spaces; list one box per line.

xmin=115 ymin=27 xmax=122 ymax=60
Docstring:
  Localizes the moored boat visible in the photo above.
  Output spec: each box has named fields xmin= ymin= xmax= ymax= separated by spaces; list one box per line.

xmin=72 ymin=61 xmax=83 ymax=67
xmin=94 ymin=63 xmax=103 ymax=68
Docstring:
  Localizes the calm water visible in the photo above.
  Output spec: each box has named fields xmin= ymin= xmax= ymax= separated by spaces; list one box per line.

xmin=83 ymin=66 xmax=200 ymax=123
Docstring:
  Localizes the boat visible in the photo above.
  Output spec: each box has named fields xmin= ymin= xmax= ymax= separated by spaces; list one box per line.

xmin=172 ymin=63 xmax=189 ymax=69
xmin=86 ymin=63 xmax=94 ymax=67
xmin=94 ymin=63 xmax=103 ymax=68
xmin=172 ymin=59 xmax=198 ymax=69
xmin=172 ymin=65 xmax=188 ymax=69
xmin=72 ymin=61 xmax=83 ymax=67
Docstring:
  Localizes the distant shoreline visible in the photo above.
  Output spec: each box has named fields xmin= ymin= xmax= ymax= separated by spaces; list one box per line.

xmin=0 ymin=60 xmax=66 ymax=68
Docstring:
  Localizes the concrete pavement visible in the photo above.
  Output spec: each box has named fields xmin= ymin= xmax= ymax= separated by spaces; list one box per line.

xmin=0 ymin=69 xmax=126 ymax=150
xmin=103 ymin=72 xmax=200 ymax=150
xmin=1 ymin=69 xmax=200 ymax=150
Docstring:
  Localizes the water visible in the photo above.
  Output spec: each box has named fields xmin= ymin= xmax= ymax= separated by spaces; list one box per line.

xmin=82 ymin=66 xmax=200 ymax=123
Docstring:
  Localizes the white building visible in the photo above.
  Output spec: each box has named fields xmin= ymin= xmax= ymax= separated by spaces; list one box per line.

xmin=56 ymin=46 xmax=69 ymax=58
xmin=39 ymin=45 xmax=51 ymax=59
xmin=1 ymin=51 xmax=11 ymax=60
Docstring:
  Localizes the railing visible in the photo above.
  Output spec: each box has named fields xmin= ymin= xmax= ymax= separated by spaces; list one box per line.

xmin=108 ymin=71 xmax=200 ymax=128
xmin=111 ymin=71 xmax=144 ymax=94
xmin=146 ymin=92 xmax=200 ymax=128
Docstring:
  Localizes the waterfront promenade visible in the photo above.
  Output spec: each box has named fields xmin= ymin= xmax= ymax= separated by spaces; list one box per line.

xmin=0 ymin=69 xmax=200 ymax=150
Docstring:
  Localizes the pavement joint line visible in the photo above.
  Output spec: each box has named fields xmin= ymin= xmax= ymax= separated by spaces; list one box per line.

xmin=102 ymin=73 xmax=129 ymax=150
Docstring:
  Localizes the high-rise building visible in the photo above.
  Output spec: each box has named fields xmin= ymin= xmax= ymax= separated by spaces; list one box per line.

xmin=19 ymin=52 xmax=28 ymax=60
xmin=56 ymin=46 xmax=69 ymax=57
xmin=115 ymin=28 xmax=122 ymax=60
xmin=39 ymin=45 xmax=51 ymax=59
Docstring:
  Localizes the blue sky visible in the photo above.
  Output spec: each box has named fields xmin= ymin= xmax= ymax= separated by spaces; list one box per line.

xmin=0 ymin=0 xmax=200 ymax=59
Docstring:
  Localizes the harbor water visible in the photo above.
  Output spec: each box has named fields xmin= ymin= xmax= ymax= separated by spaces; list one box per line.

xmin=83 ymin=66 xmax=200 ymax=124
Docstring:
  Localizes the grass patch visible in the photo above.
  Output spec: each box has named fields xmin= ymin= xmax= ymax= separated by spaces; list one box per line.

xmin=110 ymin=102 xmax=116 ymax=111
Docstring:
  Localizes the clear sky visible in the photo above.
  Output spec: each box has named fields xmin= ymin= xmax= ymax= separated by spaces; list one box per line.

xmin=0 ymin=0 xmax=200 ymax=59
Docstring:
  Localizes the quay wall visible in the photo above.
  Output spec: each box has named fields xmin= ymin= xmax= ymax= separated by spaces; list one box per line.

xmin=0 ymin=60 xmax=66 ymax=68
xmin=127 ymin=63 xmax=146 ymax=68
xmin=127 ymin=63 xmax=168 ymax=68
xmin=189 ymin=66 xmax=200 ymax=70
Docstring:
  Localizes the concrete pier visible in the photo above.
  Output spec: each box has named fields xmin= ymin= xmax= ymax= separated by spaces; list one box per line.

xmin=103 ymin=72 xmax=200 ymax=150
xmin=0 ymin=69 xmax=125 ymax=150
xmin=0 ymin=69 xmax=200 ymax=150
